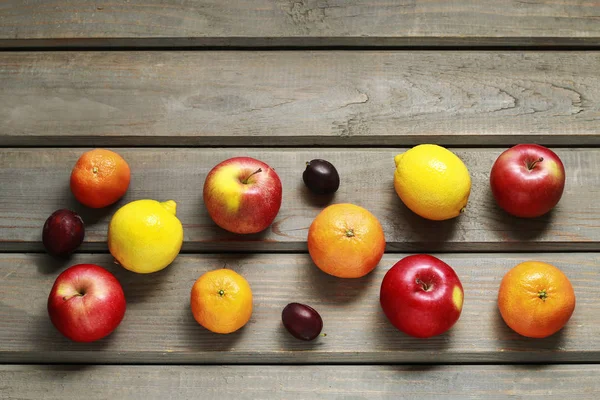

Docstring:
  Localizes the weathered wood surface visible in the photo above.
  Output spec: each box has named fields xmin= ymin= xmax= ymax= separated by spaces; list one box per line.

xmin=1 ymin=148 xmax=598 ymax=253
xmin=1 ymin=253 xmax=597 ymax=364
xmin=1 ymin=1 xmax=600 ymax=48
xmin=1 ymin=51 xmax=599 ymax=147
xmin=1 ymin=365 xmax=599 ymax=399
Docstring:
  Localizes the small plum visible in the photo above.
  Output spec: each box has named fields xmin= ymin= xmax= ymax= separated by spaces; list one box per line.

xmin=42 ymin=209 xmax=85 ymax=256
xmin=282 ymin=302 xmax=323 ymax=341
xmin=303 ymin=159 xmax=340 ymax=195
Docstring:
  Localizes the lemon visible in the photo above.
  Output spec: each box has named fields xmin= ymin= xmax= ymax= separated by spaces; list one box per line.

xmin=108 ymin=199 xmax=184 ymax=274
xmin=393 ymin=144 xmax=471 ymax=221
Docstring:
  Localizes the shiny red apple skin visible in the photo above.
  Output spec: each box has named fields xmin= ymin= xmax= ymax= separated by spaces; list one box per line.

xmin=490 ymin=144 xmax=565 ymax=218
xmin=380 ymin=254 xmax=464 ymax=339
xmin=203 ymin=157 xmax=283 ymax=234
xmin=47 ymin=264 xmax=126 ymax=343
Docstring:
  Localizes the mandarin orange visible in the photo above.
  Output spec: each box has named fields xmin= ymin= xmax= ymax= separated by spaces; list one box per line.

xmin=498 ymin=261 xmax=576 ymax=338
xmin=307 ymin=203 xmax=386 ymax=278
xmin=70 ymin=149 xmax=130 ymax=208
xmin=190 ymin=269 xmax=253 ymax=334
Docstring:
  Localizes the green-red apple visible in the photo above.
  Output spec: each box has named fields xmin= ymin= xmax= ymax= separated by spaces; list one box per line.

xmin=203 ymin=157 xmax=282 ymax=234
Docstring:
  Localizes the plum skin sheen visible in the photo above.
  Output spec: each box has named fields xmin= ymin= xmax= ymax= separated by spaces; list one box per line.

xmin=42 ymin=209 xmax=85 ymax=257
xmin=303 ymin=159 xmax=340 ymax=195
xmin=281 ymin=302 xmax=323 ymax=341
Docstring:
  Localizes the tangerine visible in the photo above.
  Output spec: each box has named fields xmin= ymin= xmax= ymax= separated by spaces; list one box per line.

xmin=70 ymin=149 xmax=131 ymax=208
xmin=307 ymin=203 xmax=386 ymax=278
xmin=498 ymin=261 xmax=576 ymax=338
xmin=190 ymin=269 xmax=253 ymax=334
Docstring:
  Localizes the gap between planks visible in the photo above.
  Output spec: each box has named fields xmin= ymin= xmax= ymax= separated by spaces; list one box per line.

xmin=3 ymin=43 xmax=600 ymax=51
xmin=1 ymin=360 xmax=599 ymax=367
xmin=3 ymin=136 xmax=600 ymax=148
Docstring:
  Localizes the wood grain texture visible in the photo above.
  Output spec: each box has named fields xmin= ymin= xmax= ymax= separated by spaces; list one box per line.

xmin=1 ymin=51 xmax=599 ymax=147
xmin=1 ymin=1 xmax=600 ymax=48
xmin=0 ymin=253 xmax=598 ymax=364
xmin=1 ymin=365 xmax=599 ymax=399
xmin=1 ymin=148 xmax=598 ymax=253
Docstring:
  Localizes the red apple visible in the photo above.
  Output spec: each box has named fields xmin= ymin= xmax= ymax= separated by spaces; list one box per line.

xmin=47 ymin=264 xmax=126 ymax=343
xmin=380 ymin=254 xmax=464 ymax=338
xmin=490 ymin=144 xmax=565 ymax=218
xmin=203 ymin=157 xmax=283 ymax=234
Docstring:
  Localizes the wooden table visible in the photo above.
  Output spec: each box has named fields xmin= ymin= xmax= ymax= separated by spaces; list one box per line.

xmin=1 ymin=2 xmax=600 ymax=398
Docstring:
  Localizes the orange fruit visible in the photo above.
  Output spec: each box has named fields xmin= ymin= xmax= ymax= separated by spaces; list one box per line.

xmin=498 ymin=261 xmax=576 ymax=338
xmin=307 ymin=203 xmax=386 ymax=278
xmin=190 ymin=269 xmax=253 ymax=334
xmin=70 ymin=149 xmax=131 ymax=208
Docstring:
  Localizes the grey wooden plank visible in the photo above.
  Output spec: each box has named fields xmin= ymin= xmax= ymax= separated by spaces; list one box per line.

xmin=1 ymin=365 xmax=599 ymax=399
xmin=1 ymin=51 xmax=599 ymax=147
xmin=1 ymin=1 xmax=600 ymax=48
xmin=1 ymin=148 xmax=598 ymax=253
xmin=0 ymin=253 xmax=598 ymax=364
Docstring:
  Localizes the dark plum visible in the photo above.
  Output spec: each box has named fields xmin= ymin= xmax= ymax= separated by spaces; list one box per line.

xmin=302 ymin=159 xmax=340 ymax=195
xmin=42 ymin=209 xmax=85 ymax=257
xmin=281 ymin=302 xmax=323 ymax=341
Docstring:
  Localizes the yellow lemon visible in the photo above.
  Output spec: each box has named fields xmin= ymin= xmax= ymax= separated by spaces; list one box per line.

xmin=393 ymin=144 xmax=471 ymax=221
xmin=108 ymin=199 xmax=184 ymax=274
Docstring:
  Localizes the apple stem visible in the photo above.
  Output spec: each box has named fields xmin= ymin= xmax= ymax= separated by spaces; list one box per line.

xmin=415 ymin=278 xmax=431 ymax=291
xmin=527 ymin=157 xmax=544 ymax=170
xmin=62 ymin=293 xmax=84 ymax=301
xmin=242 ymin=168 xmax=262 ymax=184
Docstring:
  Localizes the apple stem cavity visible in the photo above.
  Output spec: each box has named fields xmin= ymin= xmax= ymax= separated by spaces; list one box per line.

xmin=527 ymin=157 xmax=544 ymax=170
xmin=242 ymin=168 xmax=262 ymax=184
xmin=415 ymin=278 xmax=432 ymax=291
xmin=538 ymin=289 xmax=548 ymax=301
